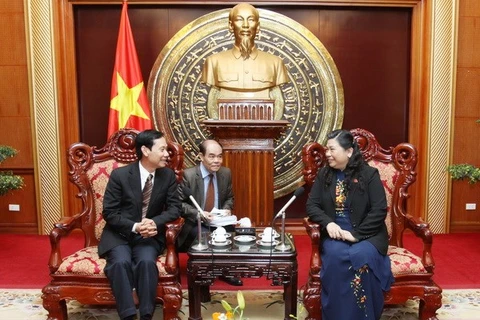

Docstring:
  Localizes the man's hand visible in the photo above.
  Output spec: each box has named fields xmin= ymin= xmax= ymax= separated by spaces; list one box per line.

xmin=136 ymin=218 xmax=158 ymax=238
xmin=201 ymin=211 xmax=216 ymax=222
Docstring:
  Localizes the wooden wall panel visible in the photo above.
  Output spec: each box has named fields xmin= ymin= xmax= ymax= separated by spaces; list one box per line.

xmin=0 ymin=66 xmax=30 ymax=118
xmin=450 ymin=0 xmax=480 ymax=232
xmin=75 ymin=6 xmax=410 ymax=150
xmin=20 ymin=0 xmax=454 ymax=234
xmin=73 ymin=5 xmax=411 ymax=221
xmin=0 ymin=171 xmax=37 ymax=233
xmin=0 ymin=12 xmax=27 ymax=63
xmin=0 ymin=2 xmax=37 ymax=233
xmin=450 ymin=181 xmax=480 ymax=233
xmin=0 ymin=117 xmax=33 ymax=167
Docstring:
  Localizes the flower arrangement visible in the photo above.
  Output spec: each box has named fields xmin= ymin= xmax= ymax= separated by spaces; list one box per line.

xmin=212 ymin=290 xmax=245 ymax=320
xmin=0 ymin=145 xmax=24 ymax=196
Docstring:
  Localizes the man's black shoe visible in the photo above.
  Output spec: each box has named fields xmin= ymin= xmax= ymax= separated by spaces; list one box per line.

xmin=140 ymin=314 xmax=152 ymax=320
xmin=219 ymin=276 xmax=243 ymax=286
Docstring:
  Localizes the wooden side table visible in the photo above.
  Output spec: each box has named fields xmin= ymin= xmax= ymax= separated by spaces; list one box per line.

xmin=187 ymin=233 xmax=298 ymax=320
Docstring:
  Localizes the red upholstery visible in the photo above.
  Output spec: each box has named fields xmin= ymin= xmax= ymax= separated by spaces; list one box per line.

xmin=42 ymin=129 xmax=185 ymax=320
xmin=302 ymin=128 xmax=442 ymax=320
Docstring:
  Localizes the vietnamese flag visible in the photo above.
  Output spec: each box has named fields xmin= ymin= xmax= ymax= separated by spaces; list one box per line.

xmin=107 ymin=1 xmax=152 ymax=138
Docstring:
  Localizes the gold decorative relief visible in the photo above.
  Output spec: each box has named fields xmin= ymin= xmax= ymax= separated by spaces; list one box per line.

xmin=148 ymin=8 xmax=344 ymax=198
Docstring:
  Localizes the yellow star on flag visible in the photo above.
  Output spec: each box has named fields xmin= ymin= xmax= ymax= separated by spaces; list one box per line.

xmin=110 ymin=72 xmax=150 ymax=128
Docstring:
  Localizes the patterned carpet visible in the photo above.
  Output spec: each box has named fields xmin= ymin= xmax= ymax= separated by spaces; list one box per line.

xmin=1 ymin=289 xmax=479 ymax=319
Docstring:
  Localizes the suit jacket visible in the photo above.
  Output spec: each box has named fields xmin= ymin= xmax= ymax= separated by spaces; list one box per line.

xmin=306 ymin=164 xmax=389 ymax=255
xmin=98 ymin=161 xmax=181 ymax=257
xmin=177 ymin=165 xmax=234 ymax=248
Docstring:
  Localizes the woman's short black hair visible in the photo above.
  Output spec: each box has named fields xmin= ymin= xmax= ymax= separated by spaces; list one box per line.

xmin=324 ymin=129 xmax=365 ymax=190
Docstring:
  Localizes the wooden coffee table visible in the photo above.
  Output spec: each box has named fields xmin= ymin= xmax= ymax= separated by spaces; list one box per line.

xmin=187 ymin=232 xmax=298 ymax=320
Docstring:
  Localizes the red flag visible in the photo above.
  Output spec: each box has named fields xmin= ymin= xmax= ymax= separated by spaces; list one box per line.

xmin=107 ymin=1 xmax=152 ymax=138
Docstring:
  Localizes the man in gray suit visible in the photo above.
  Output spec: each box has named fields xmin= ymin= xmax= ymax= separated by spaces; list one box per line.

xmin=177 ymin=140 xmax=242 ymax=286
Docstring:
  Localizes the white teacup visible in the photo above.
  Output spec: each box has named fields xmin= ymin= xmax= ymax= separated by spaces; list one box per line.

xmin=261 ymin=227 xmax=278 ymax=242
xmin=212 ymin=233 xmax=227 ymax=243
xmin=261 ymin=234 xmax=273 ymax=242
xmin=211 ymin=226 xmax=226 ymax=237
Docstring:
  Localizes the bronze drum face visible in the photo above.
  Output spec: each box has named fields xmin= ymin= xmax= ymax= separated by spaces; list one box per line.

xmin=148 ymin=8 xmax=344 ymax=198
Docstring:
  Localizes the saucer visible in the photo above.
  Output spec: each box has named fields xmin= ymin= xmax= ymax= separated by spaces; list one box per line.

xmin=258 ymin=233 xmax=280 ymax=239
xmin=210 ymin=233 xmax=231 ymax=238
xmin=256 ymin=240 xmax=279 ymax=247
xmin=209 ymin=239 xmax=232 ymax=247
xmin=234 ymin=235 xmax=256 ymax=243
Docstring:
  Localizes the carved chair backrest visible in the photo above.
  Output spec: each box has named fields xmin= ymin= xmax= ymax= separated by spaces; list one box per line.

xmin=67 ymin=129 xmax=184 ymax=247
xmin=302 ymin=128 xmax=417 ymax=247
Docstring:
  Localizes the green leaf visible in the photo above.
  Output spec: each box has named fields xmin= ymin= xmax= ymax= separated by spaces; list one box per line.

xmin=447 ymin=164 xmax=480 ymax=184
xmin=0 ymin=145 xmax=24 ymax=196
xmin=0 ymin=145 xmax=18 ymax=164
xmin=221 ymin=299 xmax=232 ymax=312
xmin=0 ymin=173 xmax=24 ymax=196
xmin=237 ymin=290 xmax=245 ymax=310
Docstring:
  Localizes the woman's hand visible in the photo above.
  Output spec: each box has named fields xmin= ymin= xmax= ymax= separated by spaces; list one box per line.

xmin=326 ymin=222 xmax=343 ymax=240
xmin=326 ymin=223 xmax=359 ymax=242
xmin=340 ymin=230 xmax=358 ymax=243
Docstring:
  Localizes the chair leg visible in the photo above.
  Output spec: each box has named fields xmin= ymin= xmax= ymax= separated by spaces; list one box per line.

xmin=418 ymin=287 xmax=442 ymax=320
xmin=302 ymin=275 xmax=321 ymax=320
xmin=42 ymin=290 xmax=68 ymax=320
xmin=161 ymin=285 xmax=183 ymax=320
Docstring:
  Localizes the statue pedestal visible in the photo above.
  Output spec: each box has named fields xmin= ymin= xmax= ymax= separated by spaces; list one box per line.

xmin=203 ymin=119 xmax=289 ymax=226
xmin=217 ymin=99 xmax=274 ymax=120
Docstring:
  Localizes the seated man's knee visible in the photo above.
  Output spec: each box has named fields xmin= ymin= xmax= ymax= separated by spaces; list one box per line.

xmin=136 ymin=258 xmax=158 ymax=273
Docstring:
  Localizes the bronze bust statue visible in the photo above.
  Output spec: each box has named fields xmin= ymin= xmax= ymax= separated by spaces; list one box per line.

xmin=202 ymin=3 xmax=289 ymax=119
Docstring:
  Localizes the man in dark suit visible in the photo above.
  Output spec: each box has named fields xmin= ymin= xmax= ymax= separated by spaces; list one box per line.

xmin=177 ymin=139 xmax=242 ymax=286
xmin=98 ymin=130 xmax=181 ymax=320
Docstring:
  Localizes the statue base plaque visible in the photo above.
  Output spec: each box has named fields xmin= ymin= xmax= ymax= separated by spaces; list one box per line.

xmin=217 ymin=99 xmax=274 ymax=120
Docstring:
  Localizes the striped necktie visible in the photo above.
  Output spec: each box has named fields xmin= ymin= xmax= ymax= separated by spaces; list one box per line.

xmin=142 ymin=174 xmax=153 ymax=219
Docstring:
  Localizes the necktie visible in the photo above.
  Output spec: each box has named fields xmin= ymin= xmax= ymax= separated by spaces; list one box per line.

xmin=142 ymin=174 xmax=153 ymax=219
xmin=204 ymin=174 xmax=215 ymax=212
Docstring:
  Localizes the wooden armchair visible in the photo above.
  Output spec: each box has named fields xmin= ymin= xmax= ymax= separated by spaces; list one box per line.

xmin=302 ymin=128 xmax=442 ymax=320
xmin=42 ymin=129 xmax=185 ymax=320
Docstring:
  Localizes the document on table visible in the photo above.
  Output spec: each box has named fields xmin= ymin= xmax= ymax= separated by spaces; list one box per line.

xmin=207 ymin=208 xmax=237 ymax=226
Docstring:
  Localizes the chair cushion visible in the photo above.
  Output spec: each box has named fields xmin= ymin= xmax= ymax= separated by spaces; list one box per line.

xmin=368 ymin=160 xmax=399 ymax=239
xmin=55 ymin=246 xmax=168 ymax=276
xmin=87 ymin=160 xmax=127 ymax=241
xmin=388 ymin=245 xmax=427 ymax=274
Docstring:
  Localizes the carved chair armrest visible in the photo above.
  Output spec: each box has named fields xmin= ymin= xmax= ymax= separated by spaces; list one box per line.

xmin=404 ymin=213 xmax=435 ymax=273
xmin=164 ymin=217 xmax=185 ymax=274
xmin=47 ymin=214 xmax=84 ymax=274
xmin=303 ymin=217 xmax=323 ymax=275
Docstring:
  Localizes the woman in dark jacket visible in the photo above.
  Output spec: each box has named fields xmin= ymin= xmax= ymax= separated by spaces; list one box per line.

xmin=306 ymin=129 xmax=394 ymax=320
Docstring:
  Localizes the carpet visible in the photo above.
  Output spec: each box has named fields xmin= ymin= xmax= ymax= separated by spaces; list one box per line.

xmin=3 ymin=233 xmax=480 ymax=289
xmin=1 ymin=289 xmax=479 ymax=320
